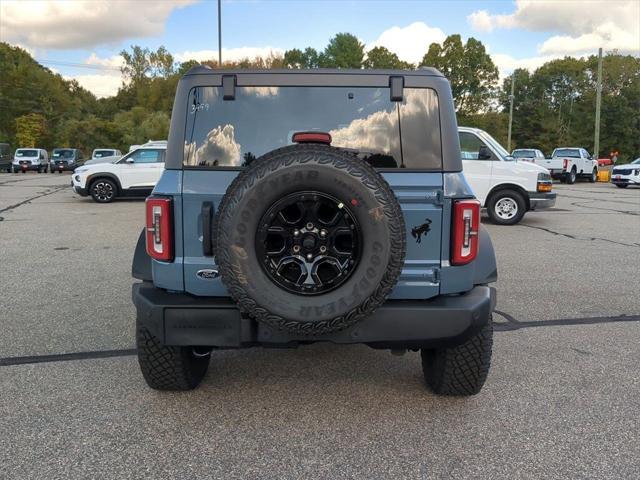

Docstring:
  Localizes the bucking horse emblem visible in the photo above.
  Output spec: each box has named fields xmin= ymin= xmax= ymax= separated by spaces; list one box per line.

xmin=411 ymin=219 xmax=432 ymax=244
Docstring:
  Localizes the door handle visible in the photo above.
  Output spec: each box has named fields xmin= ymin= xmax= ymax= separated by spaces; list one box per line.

xmin=202 ymin=202 xmax=215 ymax=256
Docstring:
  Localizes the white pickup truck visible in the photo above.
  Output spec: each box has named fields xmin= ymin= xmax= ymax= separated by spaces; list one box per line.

xmin=534 ymin=147 xmax=598 ymax=184
xmin=459 ymin=127 xmax=556 ymax=225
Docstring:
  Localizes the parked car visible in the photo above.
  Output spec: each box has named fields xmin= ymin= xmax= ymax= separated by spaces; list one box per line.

xmin=11 ymin=148 xmax=49 ymax=173
xmin=611 ymin=158 xmax=640 ymax=188
xmin=72 ymin=140 xmax=166 ymax=202
xmin=459 ymin=127 xmax=556 ymax=225
xmin=0 ymin=143 xmax=10 ymax=172
xmin=511 ymin=148 xmax=545 ymax=163
xmin=92 ymin=148 xmax=122 ymax=159
xmin=50 ymin=148 xmax=85 ymax=173
xmin=132 ymin=67 xmax=498 ymax=396
xmin=534 ymin=147 xmax=598 ymax=184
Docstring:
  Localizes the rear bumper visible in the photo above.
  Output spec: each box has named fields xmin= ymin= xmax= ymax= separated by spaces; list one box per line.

xmin=51 ymin=163 xmax=76 ymax=171
xmin=132 ymin=283 xmax=496 ymax=349
xmin=529 ymin=192 xmax=556 ymax=210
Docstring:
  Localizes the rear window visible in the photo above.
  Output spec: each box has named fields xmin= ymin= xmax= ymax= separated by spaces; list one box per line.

xmin=513 ymin=150 xmax=535 ymax=158
xmin=553 ymin=149 xmax=580 ymax=158
xmin=16 ymin=149 xmax=37 ymax=157
xmin=184 ymin=86 xmax=441 ymax=170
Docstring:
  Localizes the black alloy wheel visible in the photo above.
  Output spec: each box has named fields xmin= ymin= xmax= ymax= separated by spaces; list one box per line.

xmin=256 ymin=191 xmax=361 ymax=296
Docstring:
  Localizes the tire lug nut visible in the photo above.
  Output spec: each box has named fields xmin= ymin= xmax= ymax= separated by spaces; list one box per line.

xmin=320 ymin=246 xmax=327 ymax=253
xmin=306 ymin=222 xmax=314 ymax=230
xmin=293 ymin=245 xmax=300 ymax=253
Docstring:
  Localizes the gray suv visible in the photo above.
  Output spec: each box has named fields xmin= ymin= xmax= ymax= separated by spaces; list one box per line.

xmin=132 ymin=68 xmax=498 ymax=396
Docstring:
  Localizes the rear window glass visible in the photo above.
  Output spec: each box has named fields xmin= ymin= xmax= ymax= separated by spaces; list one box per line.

xmin=16 ymin=149 xmax=37 ymax=157
xmin=184 ymin=86 xmax=441 ymax=170
xmin=513 ymin=150 xmax=535 ymax=158
xmin=553 ymin=149 xmax=580 ymax=158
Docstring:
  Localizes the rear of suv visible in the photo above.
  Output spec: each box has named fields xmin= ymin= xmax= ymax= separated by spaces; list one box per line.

xmin=132 ymin=68 xmax=498 ymax=396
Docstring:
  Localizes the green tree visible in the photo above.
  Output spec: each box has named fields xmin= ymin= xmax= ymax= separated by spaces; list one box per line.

xmin=149 ymin=46 xmax=175 ymax=78
xmin=15 ymin=113 xmax=46 ymax=147
xmin=320 ymin=33 xmax=364 ymax=68
xmin=120 ymin=45 xmax=152 ymax=84
xmin=363 ymin=46 xmax=413 ymax=69
xmin=283 ymin=47 xmax=320 ymax=68
xmin=421 ymin=35 xmax=498 ymax=116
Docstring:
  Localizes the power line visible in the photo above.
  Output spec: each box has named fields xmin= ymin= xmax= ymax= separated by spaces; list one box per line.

xmin=36 ymin=59 xmax=122 ymax=72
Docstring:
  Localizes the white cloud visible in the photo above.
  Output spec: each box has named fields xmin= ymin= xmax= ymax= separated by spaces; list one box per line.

xmin=0 ymin=0 xmax=196 ymax=49
xmin=174 ymin=47 xmax=285 ymax=63
xmin=468 ymin=0 xmax=640 ymax=55
xmin=85 ymin=53 xmax=125 ymax=69
xmin=65 ymin=73 xmax=123 ymax=98
xmin=365 ymin=22 xmax=447 ymax=65
xmin=491 ymin=53 xmax=558 ymax=81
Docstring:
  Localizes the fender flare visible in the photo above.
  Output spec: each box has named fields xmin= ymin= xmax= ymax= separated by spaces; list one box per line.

xmin=473 ymin=225 xmax=498 ymax=285
xmin=132 ymin=229 xmax=152 ymax=281
xmin=86 ymin=172 xmax=123 ymax=192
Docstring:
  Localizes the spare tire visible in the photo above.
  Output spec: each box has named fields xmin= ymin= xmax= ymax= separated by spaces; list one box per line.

xmin=215 ymin=144 xmax=406 ymax=335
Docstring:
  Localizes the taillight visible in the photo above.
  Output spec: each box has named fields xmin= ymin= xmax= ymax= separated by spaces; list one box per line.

xmin=563 ymin=158 xmax=568 ymax=170
xmin=145 ymin=196 xmax=174 ymax=261
xmin=451 ymin=199 xmax=480 ymax=266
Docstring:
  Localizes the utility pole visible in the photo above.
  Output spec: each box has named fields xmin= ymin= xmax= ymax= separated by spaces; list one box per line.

xmin=507 ymin=72 xmax=515 ymax=152
xmin=218 ymin=0 xmax=222 ymax=67
xmin=593 ymin=47 xmax=603 ymax=158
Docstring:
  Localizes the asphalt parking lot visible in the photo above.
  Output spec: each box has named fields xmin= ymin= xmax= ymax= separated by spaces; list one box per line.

xmin=1 ymin=173 xmax=639 ymax=479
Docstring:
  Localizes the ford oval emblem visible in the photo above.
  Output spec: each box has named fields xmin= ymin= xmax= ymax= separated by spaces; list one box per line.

xmin=196 ymin=269 xmax=219 ymax=280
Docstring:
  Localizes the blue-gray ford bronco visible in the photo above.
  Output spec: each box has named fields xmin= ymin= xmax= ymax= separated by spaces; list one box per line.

xmin=132 ymin=67 xmax=498 ymax=395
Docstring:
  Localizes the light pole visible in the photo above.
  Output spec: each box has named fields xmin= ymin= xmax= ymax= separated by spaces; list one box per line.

xmin=218 ymin=0 xmax=222 ymax=67
xmin=507 ymin=72 xmax=515 ymax=152
xmin=593 ymin=47 xmax=603 ymax=158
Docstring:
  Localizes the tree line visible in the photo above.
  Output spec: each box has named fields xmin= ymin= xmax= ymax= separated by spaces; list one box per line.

xmin=0 ymin=33 xmax=638 ymax=161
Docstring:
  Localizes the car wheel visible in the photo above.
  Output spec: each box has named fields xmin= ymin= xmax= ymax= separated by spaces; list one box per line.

xmin=90 ymin=178 xmax=117 ymax=203
xmin=487 ymin=190 xmax=526 ymax=225
xmin=421 ymin=320 xmax=493 ymax=396
xmin=137 ymin=321 xmax=210 ymax=391
xmin=589 ymin=168 xmax=597 ymax=183
xmin=566 ymin=167 xmax=577 ymax=184
xmin=215 ymin=144 xmax=406 ymax=335
xmin=615 ymin=184 xmax=628 ymax=189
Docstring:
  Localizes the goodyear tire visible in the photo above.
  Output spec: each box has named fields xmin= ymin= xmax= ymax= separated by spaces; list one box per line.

xmin=215 ymin=144 xmax=406 ymax=335
xmin=421 ymin=320 xmax=493 ymax=396
xmin=136 ymin=319 xmax=210 ymax=391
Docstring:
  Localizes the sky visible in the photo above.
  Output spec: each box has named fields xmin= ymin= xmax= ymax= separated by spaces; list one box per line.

xmin=1 ymin=0 xmax=638 ymax=97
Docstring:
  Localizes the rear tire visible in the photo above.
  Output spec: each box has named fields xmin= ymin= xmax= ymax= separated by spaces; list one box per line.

xmin=616 ymin=184 xmax=628 ymax=189
xmin=136 ymin=323 xmax=210 ymax=391
xmin=90 ymin=178 xmax=117 ymax=203
xmin=486 ymin=189 xmax=526 ymax=225
xmin=589 ymin=168 xmax=597 ymax=183
xmin=421 ymin=320 xmax=493 ymax=396
xmin=566 ymin=167 xmax=577 ymax=184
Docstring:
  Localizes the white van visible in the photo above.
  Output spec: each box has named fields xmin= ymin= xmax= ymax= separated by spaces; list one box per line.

xmin=12 ymin=148 xmax=49 ymax=173
xmin=459 ymin=127 xmax=556 ymax=225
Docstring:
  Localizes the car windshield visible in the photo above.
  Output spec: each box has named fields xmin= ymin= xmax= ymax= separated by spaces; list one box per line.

xmin=513 ymin=150 xmax=535 ymax=158
xmin=16 ymin=149 xmax=37 ymax=157
xmin=53 ymin=149 xmax=74 ymax=158
xmin=553 ymin=149 xmax=580 ymax=158
xmin=184 ymin=85 xmax=443 ymax=170
xmin=631 ymin=158 xmax=640 ymax=165
xmin=93 ymin=150 xmax=113 ymax=158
